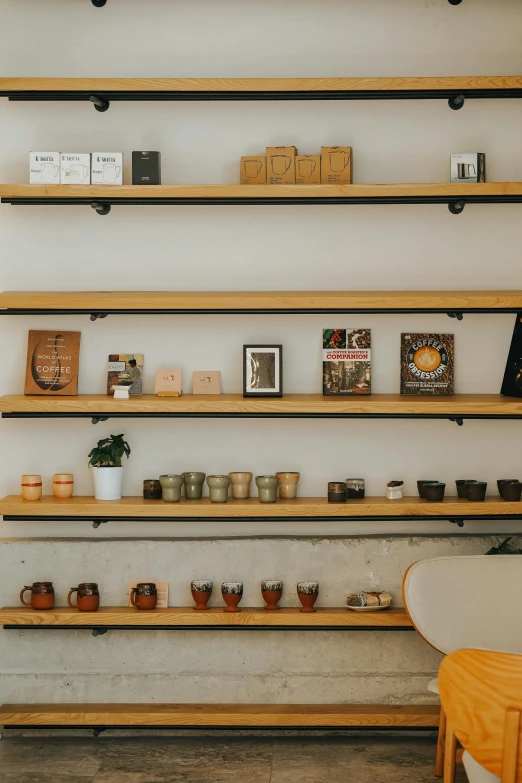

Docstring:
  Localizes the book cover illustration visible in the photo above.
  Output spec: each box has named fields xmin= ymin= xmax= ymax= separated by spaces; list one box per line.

xmin=24 ymin=330 xmax=81 ymax=396
xmin=107 ymin=354 xmax=144 ymax=396
xmin=400 ymin=334 xmax=454 ymax=396
xmin=322 ymin=329 xmax=371 ymax=395
xmin=501 ymin=314 xmax=522 ymax=398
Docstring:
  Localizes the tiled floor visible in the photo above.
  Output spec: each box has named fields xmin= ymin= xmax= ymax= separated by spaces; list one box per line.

xmin=0 ymin=734 xmax=468 ymax=783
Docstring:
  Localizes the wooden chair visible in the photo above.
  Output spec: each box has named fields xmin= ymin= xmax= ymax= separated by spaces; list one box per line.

xmin=439 ymin=648 xmax=522 ymax=783
xmin=402 ymin=555 xmax=522 ymax=782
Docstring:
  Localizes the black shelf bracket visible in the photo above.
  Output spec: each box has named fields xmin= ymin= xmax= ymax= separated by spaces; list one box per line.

xmin=91 ymin=416 xmax=109 ymax=425
xmin=93 ymin=727 xmax=107 ymax=737
xmin=448 ymin=0 xmax=463 ymax=4
xmin=89 ymin=313 xmax=108 ymax=322
xmin=91 ymin=202 xmax=111 ymax=215
xmin=92 ymin=519 xmax=108 ymax=529
xmin=448 ymin=94 xmax=465 ymax=110
xmin=447 ymin=312 xmax=464 ymax=321
xmin=92 ymin=628 xmax=108 ymax=637
xmin=450 ymin=518 xmax=465 ymax=527
xmin=89 ymin=95 xmax=110 ymax=112
xmin=449 ymin=417 xmax=464 ymax=426
xmin=448 ymin=200 xmax=465 ymax=215
xmin=91 ymin=0 xmax=107 ymax=6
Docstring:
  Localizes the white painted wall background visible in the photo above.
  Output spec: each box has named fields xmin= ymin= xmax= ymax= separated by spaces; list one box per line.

xmin=0 ymin=0 xmax=521 ymax=705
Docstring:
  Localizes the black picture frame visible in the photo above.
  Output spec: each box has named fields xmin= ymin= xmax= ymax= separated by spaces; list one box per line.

xmin=243 ymin=345 xmax=283 ymax=398
xmin=501 ymin=313 xmax=522 ymax=398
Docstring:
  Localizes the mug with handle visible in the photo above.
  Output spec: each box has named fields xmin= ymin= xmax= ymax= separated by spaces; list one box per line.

xmin=130 ymin=582 xmax=158 ymax=610
xmin=20 ymin=582 xmax=55 ymax=610
xmin=68 ymin=583 xmax=100 ymax=612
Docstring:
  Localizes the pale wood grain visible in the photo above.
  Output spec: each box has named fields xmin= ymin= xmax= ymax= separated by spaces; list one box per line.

xmin=0 ymin=606 xmax=412 ymax=627
xmin=1 ymin=290 xmax=522 ymax=311
xmin=0 ymin=702 xmax=441 ymax=727
xmin=1 ymin=183 xmax=522 ymax=199
xmin=1 ymin=76 xmax=522 ymax=92
xmin=0 ymin=494 xmax=519 ymax=518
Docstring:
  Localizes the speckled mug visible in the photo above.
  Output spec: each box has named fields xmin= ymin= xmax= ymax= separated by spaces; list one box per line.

xmin=297 ymin=581 xmax=319 ymax=613
xmin=191 ymin=580 xmax=213 ymax=611
xmin=255 ymin=475 xmax=279 ymax=503
xmin=221 ymin=581 xmax=243 ymax=613
xmin=261 ymin=579 xmax=283 ymax=610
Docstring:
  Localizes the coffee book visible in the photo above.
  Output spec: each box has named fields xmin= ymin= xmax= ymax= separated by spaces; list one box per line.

xmin=501 ymin=314 xmax=522 ymax=397
xmin=24 ymin=330 xmax=81 ymax=396
xmin=107 ymin=354 xmax=144 ymax=396
xmin=322 ymin=329 xmax=371 ymax=395
xmin=400 ymin=333 xmax=454 ymax=395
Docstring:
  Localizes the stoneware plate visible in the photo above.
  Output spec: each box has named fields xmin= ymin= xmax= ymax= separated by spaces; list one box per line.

xmin=345 ymin=604 xmax=391 ymax=612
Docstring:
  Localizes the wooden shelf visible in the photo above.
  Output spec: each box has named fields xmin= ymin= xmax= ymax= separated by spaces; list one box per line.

xmin=1 ymin=495 xmax=520 ymax=523
xmin=1 ymin=289 xmax=521 ymax=315
xmin=0 ymin=702 xmax=440 ymax=728
xmin=0 ymin=606 xmax=413 ymax=629
xmin=2 ymin=394 xmax=522 ymax=423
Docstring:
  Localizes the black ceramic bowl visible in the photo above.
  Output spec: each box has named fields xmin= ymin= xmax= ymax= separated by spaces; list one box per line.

xmin=466 ymin=481 xmax=487 ymax=502
xmin=423 ymin=482 xmax=446 ymax=502
xmin=502 ymin=481 xmax=522 ymax=502
xmin=456 ymin=479 xmax=476 ymax=499
xmin=417 ymin=480 xmax=439 ymax=499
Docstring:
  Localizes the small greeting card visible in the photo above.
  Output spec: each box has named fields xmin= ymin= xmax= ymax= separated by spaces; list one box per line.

xmin=192 ymin=371 xmax=221 ymax=395
xmin=155 ymin=369 xmax=183 ymax=396
xmin=127 ymin=580 xmax=169 ymax=608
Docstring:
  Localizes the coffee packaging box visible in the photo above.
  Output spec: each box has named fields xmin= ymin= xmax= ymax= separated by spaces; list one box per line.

xmin=60 ymin=153 xmax=91 ymax=185
xmin=450 ymin=153 xmax=486 ymax=184
xmin=91 ymin=152 xmax=124 ymax=185
xmin=400 ymin=333 xmax=454 ymax=396
xmin=266 ymin=146 xmax=297 ymax=185
xmin=132 ymin=151 xmax=161 ymax=185
xmin=29 ymin=152 xmax=60 ymax=184
xmin=24 ymin=330 xmax=81 ymax=396
xmin=321 ymin=146 xmax=352 ymax=184
xmin=322 ymin=329 xmax=371 ymax=396
xmin=296 ymin=155 xmax=321 ymax=185
xmin=240 ymin=156 xmax=266 ymax=185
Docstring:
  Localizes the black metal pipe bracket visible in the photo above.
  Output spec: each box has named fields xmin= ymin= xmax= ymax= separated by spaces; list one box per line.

xmin=90 ymin=313 xmax=108 ymax=322
xmin=92 ymin=519 xmax=108 ymax=529
xmin=89 ymin=95 xmax=110 ymax=112
xmin=448 ymin=200 xmax=465 ymax=214
xmin=91 ymin=202 xmax=111 ymax=215
xmin=449 ymin=417 xmax=464 ymax=426
xmin=92 ymin=0 xmax=107 ymax=6
xmin=91 ymin=416 xmax=109 ymax=425
xmin=448 ymin=0 xmax=463 ymax=4
xmin=447 ymin=312 xmax=464 ymax=321
xmin=92 ymin=629 xmax=108 ymax=637
xmin=448 ymin=94 xmax=465 ymax=110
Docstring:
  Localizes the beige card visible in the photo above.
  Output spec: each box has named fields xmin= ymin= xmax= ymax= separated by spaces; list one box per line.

xmin=155 ymin=369 xmax=183 ymax=396
xmin=192 ymin=371 xmax=221 ymax=395
xmin=127 ymin=580 xmax=169 ymax=608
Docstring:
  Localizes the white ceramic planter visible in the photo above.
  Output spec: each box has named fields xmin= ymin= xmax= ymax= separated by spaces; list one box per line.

xmin=92 ymin=466 xmax=124 ymax=501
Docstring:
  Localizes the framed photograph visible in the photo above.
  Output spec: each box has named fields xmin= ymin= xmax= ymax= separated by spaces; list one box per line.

xmin=243 ymin=345 xmax=283 ymax=398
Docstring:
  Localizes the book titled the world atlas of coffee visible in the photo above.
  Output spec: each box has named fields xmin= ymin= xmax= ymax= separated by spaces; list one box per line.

xmin=501 ymin=314 xmax=522 ymax=397
xmin=322 ymin=329 xmax=371 ymax=395
xmin=400 ymin=333 xmax=454 ymax=395
xmin=24 ymin=330 xmax=81 ymax=395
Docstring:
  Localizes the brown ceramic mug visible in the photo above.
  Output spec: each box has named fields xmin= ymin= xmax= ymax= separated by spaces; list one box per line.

xmin=20 ymin=582 xmax=55 ymax=610
xmin=130 ymin=583 xmax=158 ymax=610
xmin=68 ymin=583 xmax=100 ymax=612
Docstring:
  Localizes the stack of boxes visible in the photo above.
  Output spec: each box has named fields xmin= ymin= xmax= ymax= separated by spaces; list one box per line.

xmin=240 ymin=146 xmax=352 ymax=185
xmin=30 ymin=152 xmax=124 ymax=185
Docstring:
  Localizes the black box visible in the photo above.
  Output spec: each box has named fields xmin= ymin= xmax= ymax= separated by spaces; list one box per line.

xmin=132 ymin=151 xmax=161 ymax=185
xmin=501 ymin=314 xmax=522 ymax=397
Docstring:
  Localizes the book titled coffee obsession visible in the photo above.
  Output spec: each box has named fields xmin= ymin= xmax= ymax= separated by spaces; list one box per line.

xmin=400 ymin=333 xmax=454 ymax=395
xmin=322 ymin=329 xmax=371 ymax=395
xmin=24 ymin=330 xmax=81 ymax=395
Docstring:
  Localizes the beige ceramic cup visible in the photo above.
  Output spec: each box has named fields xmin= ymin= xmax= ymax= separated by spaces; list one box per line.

xmin=21 ymin=474 xmax=42 ymax=501
xmin=229 ymin=472 xmax=253 ymax=499
xmin=53 ymin=473 xmax=74 ymax=499
xmin=276 ymin=472 xmax=300 ymax=499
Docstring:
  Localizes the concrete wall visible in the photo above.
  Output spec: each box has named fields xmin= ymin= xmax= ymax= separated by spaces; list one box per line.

xmin=0 ymin=0 xmax=521 ymax=706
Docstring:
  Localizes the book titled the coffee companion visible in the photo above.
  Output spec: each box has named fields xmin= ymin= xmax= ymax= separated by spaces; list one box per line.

xmin=322 ymin=329 xmax=371 ymax=395
xmin=400 ymin=333 xmax=454 ymax=395
xmin=24 ymin=330 xmax=81 ymax=395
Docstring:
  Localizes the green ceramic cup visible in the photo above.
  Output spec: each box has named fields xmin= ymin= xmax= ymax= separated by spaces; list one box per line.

xmin=255 ymin=475 xmax=280 ymax=503
xmin=207 ymin=475 xmax=231 ymax=503
xmin=183 ymin=472 xmax=206 ymax=500
xmin=159 ymin=474 xmax=184 ymax=502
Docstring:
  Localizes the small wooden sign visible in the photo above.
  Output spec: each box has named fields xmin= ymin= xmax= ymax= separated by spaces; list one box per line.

xmin=24 ymin=330 xmax=81 ymax=396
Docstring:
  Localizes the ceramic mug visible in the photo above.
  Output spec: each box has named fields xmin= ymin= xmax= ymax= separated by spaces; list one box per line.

xmin=502 ymin=481 xmax=522 ymax=502
xmin=328 ymin=482 xmax=346 ymax=503
xmin=53 ymin=473 xmax=74 ymax=499
xmin=21 ymin=474 xmax=42 ymax=501
xmin=346 ymin=478 xmax=365 ymax=499
xmin=183 ymin=472 xmax=206 ymax=500
xmin=466 ymin=481 xmax=487 ymax=502
xmin=191 ymin=580 xmax=213 ymax=611
xmin=276 ymin=472 xmax=300 ymax=499
xmin=221 ymin=581 xmax=243 ymax=613
xmin=20 ymin=582 xmax=55 ymax=610
xmin=261 ymin=579 xmax=283 ymax=610
xmin=498 ymin=479 xmax=519 ymax=498
xmin=160 ymin=474 xmax=184 ymax=502
xmin=456 ymin=479 xmax=475 ymax=499
xmin=143 ymin=479 xmax=163 ymax=500
xmin=297 ymin=582 xmax=319 ymax=613
xmin=229 ymin=472 xmax=253 ymax=499
xmin=244 ymin=160 xmax=262 ymax=178
xmin=130 ymin=583 xmax=158 ymax=610
xmin=206 ymin=475 xmax=231 ymax=503
xmin=423 ymin=482 xmax=446 ymax=502
xmin=68 ymin=583 xmax=100 ymax=612
xmin=417 ymin=480 xmax=439 ymax=499
xmin=255 ymin=475 xmax=279 ymax=503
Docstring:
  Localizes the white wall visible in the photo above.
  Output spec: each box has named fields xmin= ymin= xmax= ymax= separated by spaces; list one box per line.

xmin=0 ymin=0 xmax=521 ymax=706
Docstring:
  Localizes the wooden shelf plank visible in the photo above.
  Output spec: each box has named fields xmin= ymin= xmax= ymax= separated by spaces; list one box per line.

xmin=1 ymin=290 xmax=521 ymax=313
xmin=2 ymin=183 xmax=522 ymax=199
xmin=1 ymin=76 xmax=521 ymax=93
xmin=0 ymin=495 xmax=519 ymax=519
xmin=0 ymin=606 xmax=412 ymax=628
xmin=0 ymin=702 xmax=441 ymax=728
xmin=1 ymin=394 xmax=522 ymax=417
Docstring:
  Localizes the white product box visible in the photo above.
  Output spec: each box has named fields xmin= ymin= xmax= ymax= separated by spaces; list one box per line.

xmin=60 ymin=153 xmax=91 ymax=185
xmin=29 ymin=152 xmax=61 ymax=184
xmin=450 ymin=153 xmax=486 ymax=184
xmin=91 ymin=152 xmax=124 ymax=185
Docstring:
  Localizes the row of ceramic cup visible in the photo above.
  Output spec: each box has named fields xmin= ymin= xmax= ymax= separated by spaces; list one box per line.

xmin=150 ymin=472 xmax=300 ymax=503
xmin=417 ymin=478 xmax=522 ymax=502
xmin=21 ymin=474 xmax=73 ymax=501
xmin=191 ymin=580 xmax=319 ymax=612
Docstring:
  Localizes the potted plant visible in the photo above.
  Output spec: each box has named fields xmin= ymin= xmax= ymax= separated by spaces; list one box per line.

xmin=88 ymin=433 xmax=131 ymax=501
